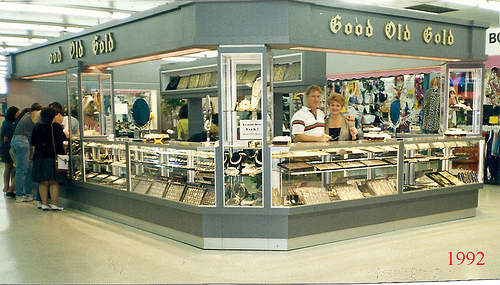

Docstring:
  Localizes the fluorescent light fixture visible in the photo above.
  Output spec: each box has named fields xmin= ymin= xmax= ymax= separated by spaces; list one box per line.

xmin=0 ymin=55 xmax=5 ymax=60
xmin=0 ymin=61 xmax=7 ymax=66
xmin=0 ymin=36 xmax=48 ymax=47
xmin=0 ymin=22 xmax=65 ymax=33
xmin=89 ymin=48 xmax=209 ymax=70
xmin=478 ymin=1 xmax=500 ymax=11
xmin=0 ymin=66 xmax=7 ymax=71
xmin=291 ymin=46 xmax=460 ymax=62
xmin=65 ymin=27 xmax=85 ymax=33
xmin=4 ymin=48 xmax=18 ymax=53
xmin=0 ymin=3 xmax=125 ymax=19
xmin=110 ymin=12 xmax=131 ymax=20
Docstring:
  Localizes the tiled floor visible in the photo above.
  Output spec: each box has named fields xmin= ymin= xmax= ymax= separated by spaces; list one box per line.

xmin=0 ymin=166 xmax=499 ymax=284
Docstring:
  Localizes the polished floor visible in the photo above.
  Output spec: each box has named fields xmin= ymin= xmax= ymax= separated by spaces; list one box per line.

xmin=0 ymin=169 xmax=499 ymax=284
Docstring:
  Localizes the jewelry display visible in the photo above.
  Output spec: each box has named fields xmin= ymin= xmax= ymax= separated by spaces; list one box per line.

xmin=279 ymin=162 xmax=314 ymax=171
xmin=366 ymin=179 xmax=397 ymax=196
xmin=236 ymin=70 xmax=247 ymax=84
xmin=208 ymin=71 xmax=218 ymax=86
xmin=226 ymin=197 xmax=240 ymax=206
xmin=229 ymin=151 xmax=246 ymax=167
xmin=201 ymin=187 xmax=215 ymax=206
xmin=177 ymin=76 xmax=190 ymax=89
xmin=133 ymin=180 xmax=152 ymax=194
xmin=232 ymin=183 xmax=248 ymax=200
xmin=273 ymin=64 xmax=288 ymax=82
xmin=283 ymin=62 xmax=301 ymax=81
xmin=187 ymin=74 xmax=200 ymax=89
xmin=312 ymin=162 xmax=342 ymax=171
xmin=148 ymin=182 xmax=168 ymax=198
xmin=91 ymin=174 xmax=110 ymax=181
xmin=250 ymin=77 xmax=262 ymax=111
xmin=164 ymin=183 xmax=186 ymax=201
xmin=86 ymin=172 xmax=99 ymax=179
xmin=198 ymin=72 xmax=212 ymax=87
xmin=103 ymin=175 xmax=120 ymax=184
xmin=242 ymin=70 xmax=260 ymax=84
xmin=224 ymin=167 xmax=240 ymax=176
xmin=425 ymin=172 xmax=453 ymax=187
xmin=360 ymin=159 xmax=389 ymax=167
xmin=336 ymin=161 xmax=365 ymax=168
xmin=182 ymin=185 xmax=206 ymax=205
xmin=330 ymin=184 xmax=364 ymax=201
xmin=438 ymin=171 xmax=465 ymax=186
xmin=254 ymin=150 xmax=262 ymax=167
xmin=297 ymin=187 xmax=332 ymax=205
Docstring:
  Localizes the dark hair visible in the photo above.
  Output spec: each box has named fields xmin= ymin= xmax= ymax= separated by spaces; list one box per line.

xmin=40 ymin=107 xmax=56 ymax=124
xmin=49 ymin=102 xmax=63 ymax=111
xmin=179 ymin=104 xmax=188 ymax=119
xmin=16 ymin=108 xmax=31 ymax=122
xmin=31 ymin=102 xmax=42 ymax=111
xmin=5 ymin=106 xmax=19 ymax=123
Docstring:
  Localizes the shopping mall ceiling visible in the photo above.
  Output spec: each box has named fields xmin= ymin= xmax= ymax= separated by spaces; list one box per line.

xmin=0 ymin=0 xmax=499 ymax=54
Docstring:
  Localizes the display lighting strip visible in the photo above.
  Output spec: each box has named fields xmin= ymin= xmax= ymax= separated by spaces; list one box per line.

xmin=88 ymin=48 xmax=210 ymax=70
xmin=0 ymin=3 xmax=130 ymax=19
xmin=21 ymin=70 xmax=66 ymax=80
xmin=290 ymin=46 xmax=460 ymax=62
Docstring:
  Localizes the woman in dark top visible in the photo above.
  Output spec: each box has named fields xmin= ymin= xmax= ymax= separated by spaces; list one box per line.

xmin=325 ymin=93 xmax=358 ymax=141
xmin=31 ymin=107 xmax=66 ymax=211
xmin=2 ymin=106 xmax=19 ymax=196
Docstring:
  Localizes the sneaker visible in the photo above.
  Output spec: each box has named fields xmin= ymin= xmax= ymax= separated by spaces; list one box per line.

xmin=37 ymin=203 xmax=43 ymax=209
xmin=24 ymin=195 xmax=34 ymax=202
xmin=51 ymin=205 xmax=65 ymax=211
xmin=15 ymin=195 xmax=27 ymax=203
xmin=41 ymin=205 xmax=52 ymax=211
xmin=5 ymin=191 xmax=16 ymax=198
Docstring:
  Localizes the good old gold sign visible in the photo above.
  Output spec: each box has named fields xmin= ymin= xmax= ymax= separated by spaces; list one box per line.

xmin=329 ymin=15 xmax=454 ymax=45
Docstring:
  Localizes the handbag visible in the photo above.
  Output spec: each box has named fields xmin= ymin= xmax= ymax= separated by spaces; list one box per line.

xmin=52 ymin=124 xmax=69 ymax=172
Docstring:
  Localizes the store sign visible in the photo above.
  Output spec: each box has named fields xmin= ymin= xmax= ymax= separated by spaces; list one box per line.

xmin=49 ymin=46 xmax=63 ymax=64
xmin=47 ymin=32 xmax=116 ymax=63
xmin=329 ymin=14 xmax=454 ymax=46
xmin=240 ymin=120 xmax=262 ymax=140
xmin=92 ymin=33 xmax=115 ymax=55
xmin=486 ymin=28 xmax=500 ymax=55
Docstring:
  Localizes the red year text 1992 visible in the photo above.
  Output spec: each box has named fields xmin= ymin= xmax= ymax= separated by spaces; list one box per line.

xmin=448 ymin=251 xmax=485 ymax=265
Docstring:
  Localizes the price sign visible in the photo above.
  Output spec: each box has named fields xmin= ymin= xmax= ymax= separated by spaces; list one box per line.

xmin=240 ymin=120 xmax=262 ymax=140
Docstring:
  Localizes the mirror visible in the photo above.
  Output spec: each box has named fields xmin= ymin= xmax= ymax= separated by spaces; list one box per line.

xmin=132 ymin=98 xmax=150 ymax=127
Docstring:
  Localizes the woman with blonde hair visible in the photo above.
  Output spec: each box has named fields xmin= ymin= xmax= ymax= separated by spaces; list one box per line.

xmin=325 ymin=93 xmax=358 ymax=141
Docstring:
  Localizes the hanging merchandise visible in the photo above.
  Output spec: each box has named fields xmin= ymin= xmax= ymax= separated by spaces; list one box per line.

xmin=414 ymin=76 xmax=424 ymax=109
xmin=422 ymin=77 xmax=441 ymax=133
xmin=486 ymin=67 xmax=500 ymax=106
xmin=345 ymin=81 xmax=360 ymax=104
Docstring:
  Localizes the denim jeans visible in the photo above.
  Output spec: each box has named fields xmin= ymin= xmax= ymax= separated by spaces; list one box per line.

xmin=11 ymin=136 xmax=33 ymax=197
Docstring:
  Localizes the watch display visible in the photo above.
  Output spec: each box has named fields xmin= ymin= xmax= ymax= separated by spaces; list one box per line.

xmin=165 ymin=183 xmax=186 ymax=201
xmin=148 ymin=182 xmax=168 ymax=198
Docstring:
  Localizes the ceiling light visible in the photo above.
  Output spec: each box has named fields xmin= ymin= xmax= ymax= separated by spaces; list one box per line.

xmin=0 ymin=62 xmax=7 ymax=66
xmin=291 ymin=46 xmax=460 ymax=62
xmin=478 ymin=1 xmax=500 ymax=11
xmin=0 ymin=22 xmax=65 ymax=33
xmin=187 ymin=50 xmax=218 ymax=58
xmin=0 ymin=3 xmax=122 ymax=19
xmin=0 ymin=36 xmax=48 ymax=47
xmin=110 ymin=12 xmax=131 ymax=20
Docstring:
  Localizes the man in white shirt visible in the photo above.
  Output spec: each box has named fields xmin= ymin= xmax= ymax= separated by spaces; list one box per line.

xmin=291 ymin=85 xmax=332 ymax=142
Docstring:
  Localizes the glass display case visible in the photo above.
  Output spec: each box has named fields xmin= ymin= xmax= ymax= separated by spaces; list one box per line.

xmin=80 ymin=139 xmax=216 ymax=206
xmin=217 ymin=45 xmax=273 ymax=207
xmin=441 ymin=62 xmax=484 ymax=134
xmin=271 ymin=136 xmax=483 ymax=207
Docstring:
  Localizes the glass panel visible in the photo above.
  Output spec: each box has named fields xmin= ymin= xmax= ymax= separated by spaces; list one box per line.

xmin=128 ymin=142 xmax=215 ymax=206
xmin=67 ymin=70 xmax=82 ymax=181
xmin=83 ymin=140 xmax=128 ymax=190
xmin=403 ymin=137 xmax=481 ymax=192
xmin=81 ymin=73 xmax=113 ymax=136
xmin=272 ymin=141 xmax=399 ymax=207
xmin=220 ymin=52 xmax=264 ymax=207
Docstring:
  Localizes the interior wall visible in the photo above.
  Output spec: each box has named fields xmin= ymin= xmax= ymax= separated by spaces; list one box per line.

xmin=326 ymin=54 xmax=442 ymax=75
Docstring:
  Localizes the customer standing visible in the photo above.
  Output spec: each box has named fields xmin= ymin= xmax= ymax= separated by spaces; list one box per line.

xmin=11 ymin=102 xmax=42 ymax=202
xmin=1 ymin=106 xmax=19 ymax=197
xmin=31 ymin=107 xmax=66 ymax=211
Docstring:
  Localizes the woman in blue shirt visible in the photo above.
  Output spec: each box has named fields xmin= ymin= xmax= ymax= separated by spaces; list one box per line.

xmin=1 ymin=106 xmax=19 ymax=197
